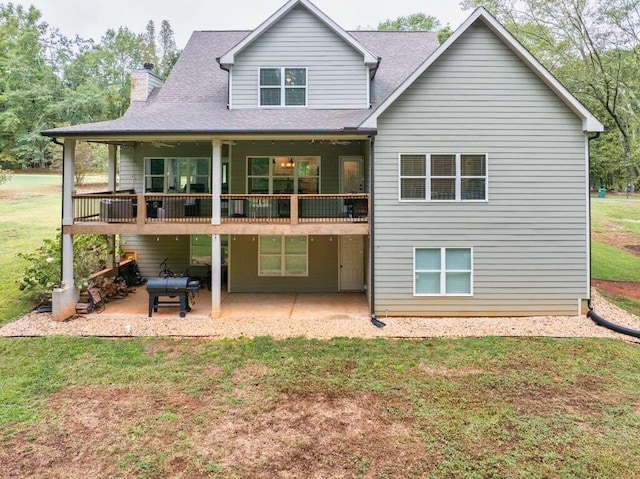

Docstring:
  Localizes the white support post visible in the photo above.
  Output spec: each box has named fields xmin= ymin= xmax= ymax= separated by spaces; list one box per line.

xmin=62 ymin=139 xmax=76 ymax=226
xmin=212 ymin=139 xmax=222 ymax=225
xmin=53 ymin=139 xmax=79 ymax=321
xmin=61 ymin=234 xmax=74 ymax=288
xmin=211 ymin=234 xmax=222 ymax=318
xmin=108 ymin=144 xmax=117 ymax=192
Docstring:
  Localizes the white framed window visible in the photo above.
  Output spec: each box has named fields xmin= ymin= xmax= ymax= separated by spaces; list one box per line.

xmin=144 ymin=157 xmax=211 ymax=193
xmin=414 ymin=247 xmax=473 ymax=296
xmin=259 ymin=235 xmax=308 ymax=277
xmin=259 ymin=67 xmax=307 ymax=107
xmin=247 ymin=156 xmax=320 ymax=194
xmin=399 ymin=154 xmax=487 ymax=201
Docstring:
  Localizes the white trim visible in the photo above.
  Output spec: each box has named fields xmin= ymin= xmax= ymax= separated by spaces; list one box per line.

xmin=218 ymin=0 xmax=378 ymax=66
xmin=413 ymin=247 xmax=474 ymax=297
xmin=62 ymin=139 xmax=76 ymax=226
xmin=258 ymin=235 xmax=309 ymax=277
xmin=142 ymin=156 xmax=211 ymax=194
xmin=361 ymin=8 xmax=604 ymax=133
xmin=228 ymin=66 xmax=233 ymax=109
xmin=212 ymin=140 xmax=222 ymax=225
xmin=398 ymin=153 xmax=488 ymax=202
xmin=585 ymin=134 xmax=591 ymax=300
xmin=339 ymin=156 xmax=364 ymax=193
xmin=365 ymin=64 xmax=371 ymax=108
xmin=246 ymin=155 xmax=321 ymax=194
xmin=258 ymin=67 xmax=308 ymax=107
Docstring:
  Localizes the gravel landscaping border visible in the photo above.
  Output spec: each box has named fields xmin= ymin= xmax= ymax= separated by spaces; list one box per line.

xmin=1 ymin=290 xmax=638 ymax=341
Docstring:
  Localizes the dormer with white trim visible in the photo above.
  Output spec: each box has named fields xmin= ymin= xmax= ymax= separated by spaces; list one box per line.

xmin=218 ymin=0 xmax=379 ymax=110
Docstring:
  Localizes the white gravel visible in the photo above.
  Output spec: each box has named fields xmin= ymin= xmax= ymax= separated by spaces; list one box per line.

xmin=1 ymin=290 xmax=638 ymax=341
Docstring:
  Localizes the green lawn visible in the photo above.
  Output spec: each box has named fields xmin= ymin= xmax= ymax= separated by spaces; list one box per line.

xmin=591 ymin=196 xmax=640 ymax=237
xmin=591 ymin=241 xmax=640 ymax=282
xmin=0 ymin=174 xmax=61 ymax=325
xmin=1 ymin=336 xmax=640 ymax=478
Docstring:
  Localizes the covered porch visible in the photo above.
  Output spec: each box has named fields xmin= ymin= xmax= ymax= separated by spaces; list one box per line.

xmin=53 ymin=135 xmax=373 ymax=321
xmin=88 ymin=287 xmax=369 ymax=320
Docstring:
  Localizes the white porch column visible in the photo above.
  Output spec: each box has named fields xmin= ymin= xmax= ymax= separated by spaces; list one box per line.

xmin=211 ymin=139 xmax=222 ymax=225
xmin=211 ymin=234 xmax=222 ymax=318
xmin=61 ymin=234 xmax=74 ymax=287
xmin=108 ymin=144 xmax=117 ymax=192
xmin=53 ymin=139 xmax=79 ymax=321
xmin=62 ymin=139 xmax=76 ymax=226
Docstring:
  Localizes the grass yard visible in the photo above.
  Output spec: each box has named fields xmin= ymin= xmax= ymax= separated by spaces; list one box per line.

xmin=0 ymin=180 xmax=639 ymax=478
xmin=2 ymin=336 xmax=640 ymax=478
xmin=591 ymin=241 xmax=640 ymax=282
xmin=0 ymin=175 xmax=62 ymax=325
xmin=590 ymin=197 xmax=640 ymax=311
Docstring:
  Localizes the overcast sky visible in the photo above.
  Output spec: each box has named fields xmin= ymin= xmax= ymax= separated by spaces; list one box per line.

xmin=10 ymin=0 xmax=471 ymax=48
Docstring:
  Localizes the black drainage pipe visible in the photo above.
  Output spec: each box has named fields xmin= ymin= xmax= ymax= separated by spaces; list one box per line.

xmin=587 ymin=308 xmax=640 ymax=339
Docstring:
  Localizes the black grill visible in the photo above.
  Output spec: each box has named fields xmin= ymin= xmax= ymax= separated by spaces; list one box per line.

xmin=147 ymin=277 xmax=200 ymax=318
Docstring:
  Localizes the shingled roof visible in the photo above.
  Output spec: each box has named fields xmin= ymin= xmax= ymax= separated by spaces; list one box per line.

xmin=42 ymin=30 xmax=439 ymax=138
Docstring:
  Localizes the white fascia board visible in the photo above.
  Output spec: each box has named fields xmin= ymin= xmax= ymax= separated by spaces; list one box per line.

xmin=218 ymin=0 xmax=378 ymax=66
xmin=361 ymin=8 xmax=605 ymax=133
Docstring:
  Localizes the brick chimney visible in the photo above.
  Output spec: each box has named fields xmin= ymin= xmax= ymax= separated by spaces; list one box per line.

xmin=130 ymin=63 xmax=163 ymax=102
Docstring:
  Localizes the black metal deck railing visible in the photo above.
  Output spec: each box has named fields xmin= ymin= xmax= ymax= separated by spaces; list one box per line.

xmin=72 ymin=193 xmax=369 ymax=225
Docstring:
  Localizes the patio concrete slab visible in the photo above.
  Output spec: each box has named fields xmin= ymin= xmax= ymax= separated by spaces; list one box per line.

xmin=87 ymin=287 xmax=368 ymax=321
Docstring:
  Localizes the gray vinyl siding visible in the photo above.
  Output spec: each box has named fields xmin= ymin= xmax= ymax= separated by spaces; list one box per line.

xmin=119 ymin=143 xmax=214 ymax=193
xmin=121 ymin=235 xmax=191 ymax=279
xmin=119 ymin=146 xmax=140 ymax=191
xmin=119 ymin=143 xmax=214 ymax=270
xmin=232 ymin=5 xmax=368 ymax=109
xmin=230 ymin=140 xmax=366 ymax=194
xmin=374 ymin=21 xmax=588 ymax=316
xmin=229 ymin=235 xmax=338 ymax=292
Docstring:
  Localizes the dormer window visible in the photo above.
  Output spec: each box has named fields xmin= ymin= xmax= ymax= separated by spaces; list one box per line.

xmin=259 ymin=67 xmax=307 ymax=106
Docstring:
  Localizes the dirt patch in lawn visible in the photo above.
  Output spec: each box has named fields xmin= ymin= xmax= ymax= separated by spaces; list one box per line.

xmin=2 ymin=386 xmax=429 ymax=479
xmin=624 ymin=244 xmax=640 ymax=256
xmin=592 ymin=280 xmax=640 ymax=300
xmin=194 ymin=393 xmax=424 ymax=478
xmin=592 ymin=230 xmax=640 ymax=257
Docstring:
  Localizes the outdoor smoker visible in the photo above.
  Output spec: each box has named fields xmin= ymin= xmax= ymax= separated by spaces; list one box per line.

xmin=146 ymin=277 xmax=200 ymax=318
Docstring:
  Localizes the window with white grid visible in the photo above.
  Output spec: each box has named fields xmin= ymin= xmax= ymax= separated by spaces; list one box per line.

xmin=399 ymin=154 xmax=487 ymax=201
xmin=414 ymin=247 xmax=473 ymax=296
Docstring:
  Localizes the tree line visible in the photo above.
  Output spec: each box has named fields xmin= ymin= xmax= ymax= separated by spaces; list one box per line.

xmin=1 ymin=2 xmax=637 ymax=190
xmin=461 ymin=0 xmax=640 ymax=191
xmin=0 ymin=3 xmax=179 ymax=171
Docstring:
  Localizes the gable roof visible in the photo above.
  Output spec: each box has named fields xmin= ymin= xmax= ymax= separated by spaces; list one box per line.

xmin=41 ymin=30 xmax=437 ymax=138
xmin=360 ymin=7 xmax=605 ymax=133
xmin=218 ymin=0 xmax=378 ymax=66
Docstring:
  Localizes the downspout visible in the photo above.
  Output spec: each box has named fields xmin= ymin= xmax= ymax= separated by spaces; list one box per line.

xmin=217 ymin=59 xmax=231 ymax=109
xmin=369 ymin=135 xmax=385 ymax=328
xmin=51 ymin=138 xmax=65 ymax=287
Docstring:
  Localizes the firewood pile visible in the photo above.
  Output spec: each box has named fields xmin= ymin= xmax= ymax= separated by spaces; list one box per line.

xmin=92 ymin=276 xmax=131 ymax=302
xmin=76 ymin=275 xmax=132 ymax=314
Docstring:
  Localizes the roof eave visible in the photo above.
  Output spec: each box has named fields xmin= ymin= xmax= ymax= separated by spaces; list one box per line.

xmin=41 ymin=127 xmax=378 ymax=140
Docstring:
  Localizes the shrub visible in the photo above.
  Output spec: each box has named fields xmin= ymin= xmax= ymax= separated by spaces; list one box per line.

xmin=18 ymin=232 xmax=110 ymax=303
xmin=0 ymin=166 xmax=12 ymax=186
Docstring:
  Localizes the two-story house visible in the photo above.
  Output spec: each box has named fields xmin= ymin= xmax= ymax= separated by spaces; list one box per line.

xmin=43 ymin=0 xmax=604 ymax=322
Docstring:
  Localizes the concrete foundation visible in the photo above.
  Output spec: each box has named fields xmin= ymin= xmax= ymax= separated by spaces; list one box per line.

xmin=52 ymin=285 xmax=79 ymax=321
